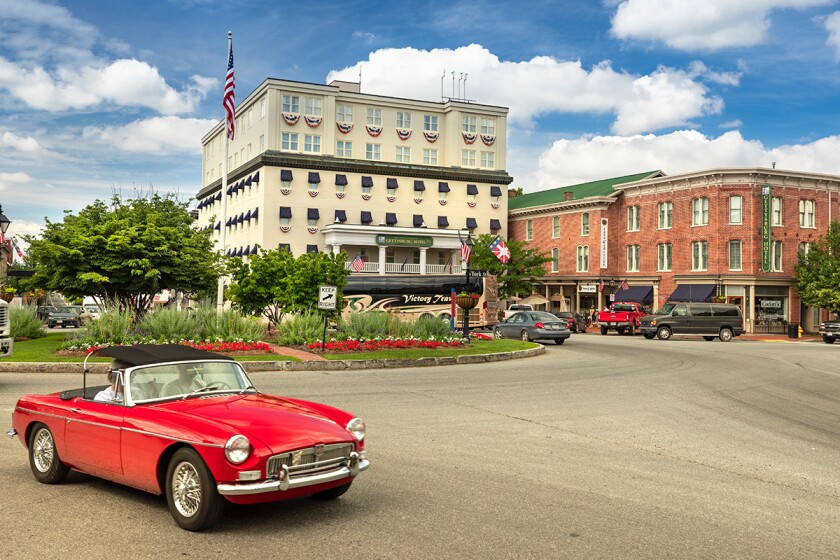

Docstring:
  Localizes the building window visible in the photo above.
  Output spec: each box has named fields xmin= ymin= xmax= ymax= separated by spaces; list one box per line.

xmin=692 ymin=197 xmax=709 ymax=226
xmin=658 ymin=201 xmax=673 ymax=229
xmin=396 ymin=111 xmax=412 ymax=129
xmin=396 ymin=146 xmax=411 ymax=163
xmin=526 ymin=219 xmax=533 ymax=241
xmin=577 ymin=246 xmax=589 ymax=272
xmin=691 ymin=241 xmax=708 ymax=271
xmin=551 ymin=248 xmax=559 ymax=272
xmin=260 ymin=98 xmax=266 ymax=118
xmin=365 ymin=143 xmax=381 ymax=161
xmin=337 ymin=104 xmax=353 ymax=123
xmin=657 ymin=243 xmax=672 ymax=272
xmin=423 ymin=149 xmax=438 ymax=165
xmin=282 ymin=95 xmax=299 ymax=113
xmin=627 ymin=205 xmax=640 ymax=231
xmin=281 ymin=132 xmax=298 ymax=151
xmin=480 ymin=151 xmax=495 ymax=169
xmin=461 ymin=150 xmax=476 ymax=166
xmin=462 ymin=116 xmax=476 ymax=133
xmin=480 ymin=117 xmax=495 ymax=135
xmin=799 ymin=242 xmax=812 ymax=254
xmin=729 ymin=195 xmax=742 ymax=224
xmin=772 ymin=196 xmax=782 ymax=226
xmin=336 ymin=140 xmax=352 ymax=158
xmin=552 ymin=216 xmax=560 ymax=238
xmin=581 ymin=213 xmax=590 ymax=236
xmin=729 ymin=240 xmax=742 ymax=271
xmin=304 ymin=97 xmax=322 ymax=117
xmin=799 ymin=199 xmax=815 ymax=228
xmin=772 ymin=240 xmax=783 ymax=271
xmin=304 ymin=134 xmax=321 ymax=153
xmin=626 ymin=245 xmax=640 ymax=272
xmin=259 ymin=134 xmax=265 ymax=152
xmin=366 ymin=108 xmax=382 ymax=126
xmin=424 ymin=114 xmax=438 ymax=132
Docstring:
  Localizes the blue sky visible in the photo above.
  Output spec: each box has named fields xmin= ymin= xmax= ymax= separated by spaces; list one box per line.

xmin=3 ymin=0 xmax=840 ymax=249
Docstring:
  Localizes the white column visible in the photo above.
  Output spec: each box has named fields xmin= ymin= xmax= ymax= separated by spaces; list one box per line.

xmin=332 ymin=244 xmax=341 ymax=255
xmin=419 ymin=247 xmax=428 ymax=275
xmin=379 ymin=245 xmax=387 ymax=275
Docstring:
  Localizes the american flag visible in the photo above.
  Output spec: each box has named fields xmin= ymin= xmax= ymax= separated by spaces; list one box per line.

xmin=598 ymin=279 xmax=605 ymax=292
xmin=223 ymin=34 xmax=236 ymax=141
xmin=620 ymin=279 xmax=630 ymax=291
xmin=459 ymin=238 xmax=472 ymax=264
xmin=351 ymin=254 xmax=365 ymax=272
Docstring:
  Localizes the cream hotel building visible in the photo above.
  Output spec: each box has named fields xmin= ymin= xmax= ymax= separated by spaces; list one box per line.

xmin=196 ymin=78 xmax=512 ymax=274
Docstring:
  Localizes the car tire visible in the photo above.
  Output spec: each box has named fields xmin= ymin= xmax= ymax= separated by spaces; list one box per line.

xmin=643 ymin=333 xmax=655 ymax=340
xmin=166 ymin=448 xmax=224 ymax=532
xmin=718 ymin=328 xmax=733 ymax=342
xmin=521 ymin=330 xmax=531 ymax=342
xmin=656 ymin=327 xmax=672 ymax=341
xmin=600 ymin=326 xmax=608 ymax=336
xmin=312 ymin=481 xmax=352 ymax=500
xmin=823 ymin=335 xmax=836 ymax=344
xmin=494 ymin=328 xmax=503 ymax=339
xmin=629 ymin=325 xmax=636 ymax=336
xmin=703 ymin=336 xmax=715 ymax=341
xmin=28 ymin=424 xmax=70 ymax=484
xmin=555 ymin=338 xmax=565 ymax=345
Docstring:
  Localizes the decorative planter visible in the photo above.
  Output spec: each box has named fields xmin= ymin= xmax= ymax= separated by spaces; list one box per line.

xmin=455 ymin=295 xmax=479 ymax=310
xmin=0 ymin=293 xmax=14 ymax=303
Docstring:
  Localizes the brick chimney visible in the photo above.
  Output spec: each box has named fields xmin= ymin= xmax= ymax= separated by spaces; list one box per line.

xmin=507 ymin=188 xmax=518 ymax=198
xmin=564 ymin=192 xmax=574 ymax=201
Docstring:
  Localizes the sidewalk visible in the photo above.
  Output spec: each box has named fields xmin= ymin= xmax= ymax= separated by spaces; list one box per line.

xmin=264 ymin=343 xmax=327 ymax=361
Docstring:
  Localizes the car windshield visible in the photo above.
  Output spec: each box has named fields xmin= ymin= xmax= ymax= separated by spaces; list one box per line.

xmin=529 ymin=312 xmax=560 ymax=322
xmin=57 ymin=306 xmax=81 ymax=314
xmin=127 ymin=360 xmax=253 ymax=403
xmin=654 ymin=303 xmax=677 ymax=315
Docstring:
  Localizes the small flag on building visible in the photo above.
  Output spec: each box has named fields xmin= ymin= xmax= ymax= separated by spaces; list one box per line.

xmin=223 ymin=34 xmax=236 ymax=140
xmin=598 ymin=279 xmax=605 ymax=292
xmin=620 ymin=279 xmax=629 ymax=291
xmin=351 ymin=254 xmax=364 ymax=272
xmin=488 ymin=235 xmax=511 ymax=264
xmin=458 ymin=231 xmax=472 ymax=264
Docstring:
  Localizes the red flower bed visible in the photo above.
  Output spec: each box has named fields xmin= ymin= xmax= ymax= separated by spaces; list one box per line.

xmin=471 ymin=332 xmax=492 ymax=341
xmin=308 ymin=338 xmax=463 ymax=352
xmin=85 ymin=340 xmax=272 ymax=355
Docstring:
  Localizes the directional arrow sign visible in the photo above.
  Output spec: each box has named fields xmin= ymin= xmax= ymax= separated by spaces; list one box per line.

xmin=318 ymin=285 xmax=337 ymax=310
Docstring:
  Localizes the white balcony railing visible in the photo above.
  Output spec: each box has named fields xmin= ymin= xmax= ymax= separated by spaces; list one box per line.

xmin=344 ymin=262 xmax=464 ymax=274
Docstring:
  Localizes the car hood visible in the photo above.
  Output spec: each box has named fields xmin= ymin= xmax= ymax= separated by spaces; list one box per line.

xmin=150 ymin=393 xmax=353 ymax=454
xmin=639 ymin=315 xmax=664 ymax=324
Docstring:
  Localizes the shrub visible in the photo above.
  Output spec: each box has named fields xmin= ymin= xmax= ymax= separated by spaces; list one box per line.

xmin=336 ymin=311 xmax=452 ymax=340
xmin=276 ymin=312 xmax=324 ymax=346
xmin=10 ymin=305 xmax=46 ymax=339
xmin=78 ymin=308 xmax=136 ymax=345
xmin=138 ymin=307 xmax=198 ymax=340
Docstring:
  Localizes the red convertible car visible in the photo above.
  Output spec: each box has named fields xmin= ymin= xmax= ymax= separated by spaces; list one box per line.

xmin=7 ymin=344 xmax=369 ymax=531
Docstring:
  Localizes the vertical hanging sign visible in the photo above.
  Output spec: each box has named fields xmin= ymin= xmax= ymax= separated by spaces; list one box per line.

xmin=761 ymin=186 xmax=771 ymax=272
xmin=600 ymin=218 xmax=608 ymax=269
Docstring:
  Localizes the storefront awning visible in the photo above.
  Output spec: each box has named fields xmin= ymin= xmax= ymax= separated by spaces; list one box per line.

xmin=668 ymin=284 xmax=716 ymax=302
xmin=614 ymin=285 xmax=653 ymax=304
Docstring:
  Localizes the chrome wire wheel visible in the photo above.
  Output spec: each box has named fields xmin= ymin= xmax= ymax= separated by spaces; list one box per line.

xmin=32 ymin=428 xmax=55 ymax=473
xmin=171 ymin=460 xmax=202 ymax=518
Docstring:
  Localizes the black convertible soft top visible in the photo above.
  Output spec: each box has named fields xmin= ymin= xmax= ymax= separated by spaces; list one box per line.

xmin=93 ymin=344 xmax=235 ymax=367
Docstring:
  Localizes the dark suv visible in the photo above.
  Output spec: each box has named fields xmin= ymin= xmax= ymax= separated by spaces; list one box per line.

xmin=554 ymin=311 xmax=586 ymax=332
xmin=639 ymin=302 xmax=743 ymax=342
xmin=819 ymin=320 xmax=840 ymax=344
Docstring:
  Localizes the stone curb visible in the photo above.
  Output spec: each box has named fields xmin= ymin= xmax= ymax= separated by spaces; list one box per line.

xmin=0 ymin=346 xmax=545 ymax=374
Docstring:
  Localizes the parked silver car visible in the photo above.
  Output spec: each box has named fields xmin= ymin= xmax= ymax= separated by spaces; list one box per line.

xmin=494 ymin=311 xmax=571 ymax=344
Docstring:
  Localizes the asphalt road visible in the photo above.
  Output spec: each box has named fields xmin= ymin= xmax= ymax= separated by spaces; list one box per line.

xmin=1 ymin=335 xmax=839 ymax=559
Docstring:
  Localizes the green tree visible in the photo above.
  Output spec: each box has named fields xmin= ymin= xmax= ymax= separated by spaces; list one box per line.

xmin=226 ymin=248 xmax=350 ymax=330
xmin=468 ymin=233 xmax=552 ymax=300
xmin=794 ymin=220 xmax=840 ymax=314
xmin=24 ymin=194 xmax=220 ymax=318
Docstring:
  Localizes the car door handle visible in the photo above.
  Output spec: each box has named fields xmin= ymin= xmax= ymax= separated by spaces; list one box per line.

xmin=70 ymin=408 xmax=81 ymax=414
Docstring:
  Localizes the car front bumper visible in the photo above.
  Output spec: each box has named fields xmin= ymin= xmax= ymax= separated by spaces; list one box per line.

xmin=217 ymin=453 xmax=369 ymax=496
xmin=0 ymin=337 xmax=12 ymax=357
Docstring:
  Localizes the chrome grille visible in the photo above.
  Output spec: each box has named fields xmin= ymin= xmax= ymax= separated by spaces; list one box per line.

xmin=266 ymin=443 xmax=354 ymax=478
xmin=0 ymin=305 xmax=8 ymax=327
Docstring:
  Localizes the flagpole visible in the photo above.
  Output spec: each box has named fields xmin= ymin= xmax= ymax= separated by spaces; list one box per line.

xmin=216 ymin=31 xmax=233 ymax=312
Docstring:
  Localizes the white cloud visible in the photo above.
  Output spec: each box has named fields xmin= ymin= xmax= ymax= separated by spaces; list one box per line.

xmin=0 ymin=57 xmax=215 ymax=114
xmin=82 ymin=116 xmax=217 ymax=154
xmin=0 ymin=171 xmax=34 ymax=188
xmin=352 ymin=31 xmax=376 ymax=45
xmin=610 ymin=0 xmax=833 ymax=51
xmin=825 ymin=11 xmax=840 ymax=58
xmin=719 ymin=119 xmax=743 ymax=129
xmin=0 ymin=131 xmax=43 ymax=154
xmin=328 ymin=44 xmax=725 ymax=134
xmin=533 ymin=130 xmax=840 ymax=188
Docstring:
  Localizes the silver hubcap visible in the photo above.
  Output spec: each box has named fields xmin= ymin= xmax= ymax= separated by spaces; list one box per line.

xmin=721 ymin=330 xmax=731 ymax=341
xmin=172 ymin=461 xmax=202 ymax=518
xmin=494 ymin=329 xmax=501 ymax=338
xmin=32 ymin=429 xmax=55 ymax=473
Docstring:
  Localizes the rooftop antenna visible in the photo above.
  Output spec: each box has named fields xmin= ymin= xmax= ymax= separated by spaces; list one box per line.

xmin=458 ymin=73 xmax=463 ymax=100
xmin=441 ymin=69 xmax=446 ymax=101
xmin=463 ymin=73 xmax=468 ymax=101
xmin=451 ymin=71 xmax=455 ymax=99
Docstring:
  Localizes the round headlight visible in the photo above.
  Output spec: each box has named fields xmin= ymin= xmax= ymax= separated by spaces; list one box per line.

xmin=346 ymin=418 xmax=365 ymax=441
xmin=224 ymin=435 xmax=251 ymax=464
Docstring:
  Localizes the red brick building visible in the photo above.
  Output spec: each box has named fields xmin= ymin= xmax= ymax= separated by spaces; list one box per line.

xmin=508 ymin=168 xmax=840 ymax=333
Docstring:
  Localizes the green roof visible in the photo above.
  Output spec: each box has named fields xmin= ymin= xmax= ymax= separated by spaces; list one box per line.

xmin=508 ymin=171 xmax=662 ymax=210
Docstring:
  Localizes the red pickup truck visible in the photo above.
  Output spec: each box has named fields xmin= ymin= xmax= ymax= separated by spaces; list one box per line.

xmin=598 ymin=302 xmax=647 ymax=335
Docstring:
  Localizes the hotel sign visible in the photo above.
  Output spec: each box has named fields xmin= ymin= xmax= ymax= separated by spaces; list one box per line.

xmin=761 ymin=186 xmax=771 ymax=272
xmin=376 ymin=234 xmax=433 ymax=247
xmin=600 ymin=218 xmax=608 ymax=269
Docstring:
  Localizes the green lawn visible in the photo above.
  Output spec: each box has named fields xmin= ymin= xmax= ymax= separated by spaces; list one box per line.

xmin=320 ymin=338 xmax=538 ymax=360
xmin=0 ymin=333 xmax=300 ymax=363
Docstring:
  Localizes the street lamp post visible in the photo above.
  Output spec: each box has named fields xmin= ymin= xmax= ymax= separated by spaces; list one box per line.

xmin=0 ymin=206 xmax=10 ymax=237
xmin=0 ymin=206 xmax=11 ymax=286
xmin=462 ymin=232 xmax=475 ymax=341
